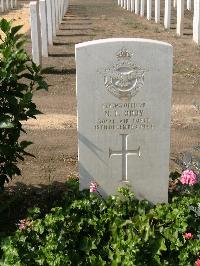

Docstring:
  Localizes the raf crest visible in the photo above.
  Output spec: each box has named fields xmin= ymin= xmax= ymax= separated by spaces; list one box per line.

xmin=104 ymin=48 xmax=145 ymax=100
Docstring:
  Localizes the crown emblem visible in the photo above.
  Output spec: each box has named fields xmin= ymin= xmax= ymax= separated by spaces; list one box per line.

xmin=116 ymin=48 xmax=132 ymax=60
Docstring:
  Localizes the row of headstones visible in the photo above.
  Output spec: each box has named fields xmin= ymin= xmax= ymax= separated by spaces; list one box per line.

xmin=117 ymin=0 xmax=200 ymax=45
xmin=30 ymin=0 xmax=69 ymax=66
xmin=0 ymin=0 xmax=17 ymax=12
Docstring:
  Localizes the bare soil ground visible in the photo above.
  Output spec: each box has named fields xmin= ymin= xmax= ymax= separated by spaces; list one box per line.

xmin=3 ymin=0 xmax=200 ymax=191
xmin=0 ymin=1 xmax=30 ymax=33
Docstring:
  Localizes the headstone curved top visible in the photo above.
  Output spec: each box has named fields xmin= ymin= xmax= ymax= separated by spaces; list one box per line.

xmin=75 ymin=38 xmax=173 ymax=204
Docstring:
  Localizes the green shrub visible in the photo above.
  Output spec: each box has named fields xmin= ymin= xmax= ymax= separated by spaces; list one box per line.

xmin=1 ymin=178 xmax=200 ymax=265
xmin=0 ymin=18 xmax=48 ymax=190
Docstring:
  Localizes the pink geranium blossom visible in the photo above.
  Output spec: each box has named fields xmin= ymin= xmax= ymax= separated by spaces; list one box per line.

xmin=195 ymin=258 xmax=200 ymax=266
xmin=180 ymin=170 xmax=198 ymax=186
xmin=18 ymin=219 xmax=32 ymax=231
xmin=183 ymin=232 xmax=193 ymax=239
xmin=89 ymin=181 xmax=97 ymax=193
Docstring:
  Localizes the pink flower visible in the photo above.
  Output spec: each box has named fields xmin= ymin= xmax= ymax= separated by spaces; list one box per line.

xmin=180 ymin=170 xmax=198 ymax=186
xmin=18 ymin=219 xmax=32 ymax=231
xmin=18 ymin=219 xmax=26 ymax=231
xmin=90 ymin=181 xmax=97 ymax=193
xmin=183 ymin=232 xmax=193 ymax=239
xmin=195 ymin=258 xmax=200 ymax=266
xmin=18 ymin=222 xmax=26 ymax=231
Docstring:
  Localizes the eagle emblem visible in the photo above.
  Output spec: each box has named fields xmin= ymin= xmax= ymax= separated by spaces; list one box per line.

xmin=104 ymin=48 xmax=144 ymax=100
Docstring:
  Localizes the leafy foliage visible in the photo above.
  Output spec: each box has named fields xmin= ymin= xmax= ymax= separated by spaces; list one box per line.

xmin=1 ymin=179 xmax=200 ymax=265
xmin=0 ymin=18 xmax=48 ymax=190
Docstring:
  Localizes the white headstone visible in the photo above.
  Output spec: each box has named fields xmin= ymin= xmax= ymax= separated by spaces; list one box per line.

xmin=39 ymin=0 xmax=48 ymax=57
xmin=59 ymin=0 xmax=62 ymax=23
xmin=140 ymin=0 xmax=145 ymax=16
xmin=61 ymin=0 xmax=64 ymax=18
xmin=173 ymin=0 xmax=176 ymax=8
xmin=76 ymin=38 xmax=173 ymax=204
xmin=1 ymin=0 xmax=5 ymax=12
xmin=57 ymin=0 xmax=61 ymax=23
xmin=187 ymin=0 xmax=191 ymax=10
xmin=55 ymin=0 xmax=59 ymax=28
xmin=11 ymin=0 xmax=14 ymax=9
xmin=46 ymin=0 xmax=53 ymax=45
xmin=123 ymin=0 xmax=127 ymax=9
xmin=164 ymin=0 xmax=171 ymax=29
xmin=51 ymin=0 xmax=56 ymax=36
xmin=155 ymin=0 xmax=160 ymax=23
xmin=30 ymin=1 xmax=42 ymax=65
xmin=135 ymin=0 xmax=139 ymax=14
xmin=120 ymin=0 xmax=123 ymax=7
xmin=147 ymin=0 xmax=152 ymax=20
xmin=66 ymin=0 xmax=69 ymax=12
xmin=131 ymin=0 xmax=135 ymax=11
xmin=193 ymin=0 xmax=200 ymax=44
xmin=64 ymin=0 xmax=68 ymax=13
xmin=177 ymin=0 xmax=184 ymax=36
xmin=6 ymin=0 xmax=9 ymax=10
xmin=127 ymin=0 xmax=131 ymax=10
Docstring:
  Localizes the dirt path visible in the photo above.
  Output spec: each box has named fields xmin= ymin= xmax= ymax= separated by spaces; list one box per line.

xmin=0 ymin=1 xmax=30 ymax=33
xmin=6 ymin=0 xmax=200 ymax=191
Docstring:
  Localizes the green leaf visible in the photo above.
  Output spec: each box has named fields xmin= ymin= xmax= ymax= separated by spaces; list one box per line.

xmin=11 ymin=24 xmax=23 ymax=36
xmin=0 ymin=18 xmax=47 ymax=189
xmin=0 ymin=18 xmax=11 ymax=33
xmin=0 ymin=121 xmax=14 ymax=129
xmin=20 ymin=141 xmax=33 ymax=149
xmin=21 ymin=92 xmax=33 ymax=105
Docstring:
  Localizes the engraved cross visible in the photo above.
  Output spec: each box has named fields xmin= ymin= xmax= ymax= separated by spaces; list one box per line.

xmin=109 ymin=134 xmax=141 ymax=182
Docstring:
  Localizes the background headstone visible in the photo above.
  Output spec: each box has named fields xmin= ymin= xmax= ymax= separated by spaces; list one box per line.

xmin=177 ymin=0 xmax=184 ymax=36
xmin=131 ymin=0 xmax=135 ymax=11
xmin=147 ymin=0 xmax=152 ymax=20
xmin=193 ymin=0 xmax=200 ymax=44
xmin=6 ymin=0 xmax=9 ymax=10
xmin=30 ymin=1 xmax=42 ymax=65
xmin=39 ymin=0 xmax=48 ymax=57
xmin=46 ymin=0 xmax=53 ymax=45
xmin=1 ymin=0 xmax=5 ymax=12
xmin=51 ymin=0 xmax=56 ymax=36
xmin=76 ymin=38 xmax=173 ymax=204
xmin=155 ymin=0 xmax=160 ymax=23
xmin=140 ymin=0 xmax=145 ymax=16
xmin=187 ymin=0 xmax=191 ymax=10
xmin=135 ymin=0 xmax=139 ymax=14
xmin=164 ymin=0 xmax=171 ymax=29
